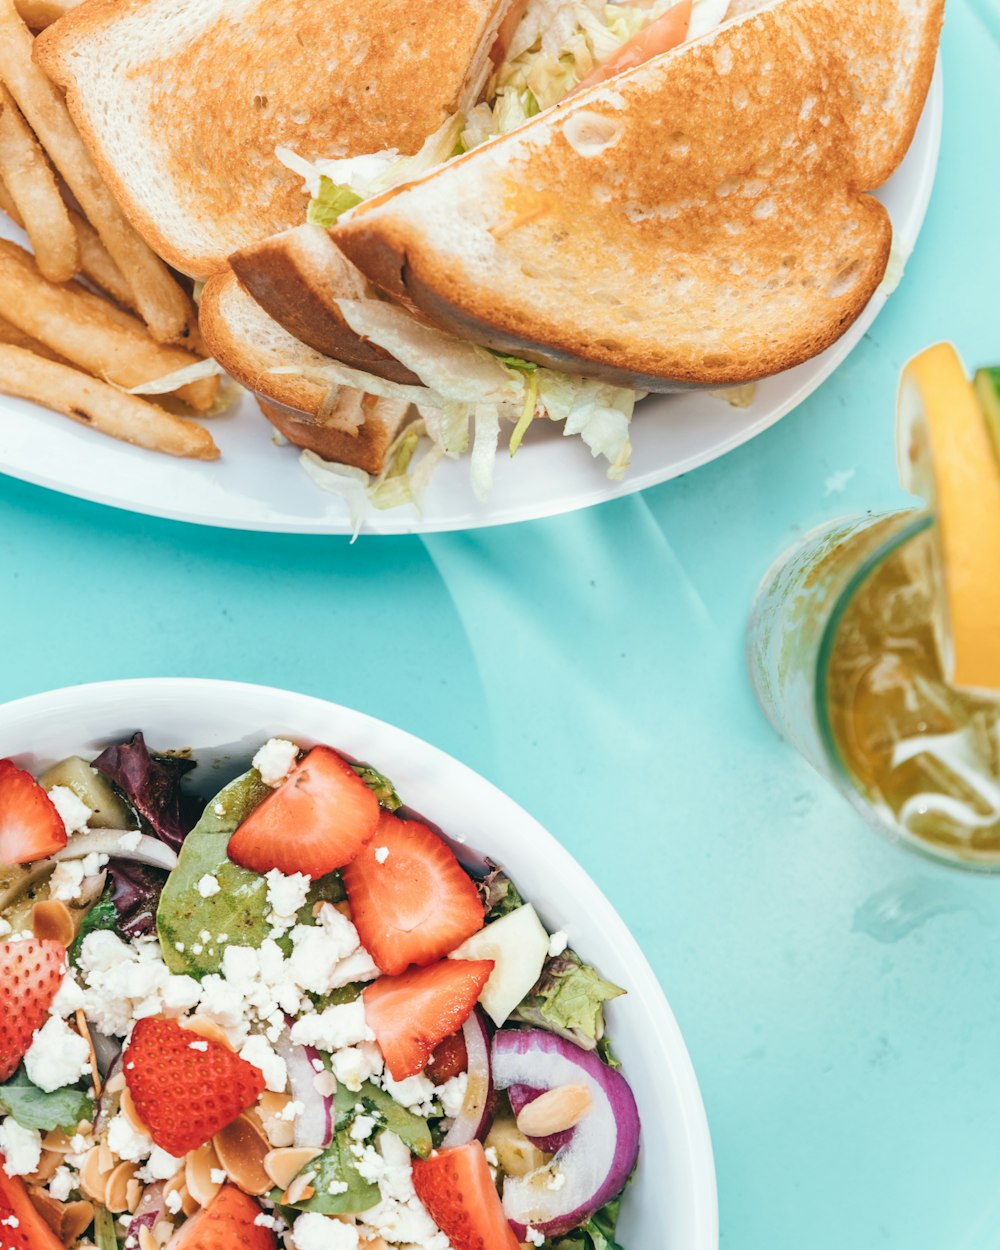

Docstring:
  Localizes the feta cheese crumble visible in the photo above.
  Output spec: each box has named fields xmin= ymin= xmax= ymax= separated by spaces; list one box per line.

xmin=48 ymin=785 xmax=92 ymax=836
xmin=292 ymin=1212 xmax=359 ymax=1250
xmin=24 ymin=1015 xmax=91 ymax=1091
xmin=0 ymin=1118 xmax=41 ymax=1176
xmin=197 ymin=873 xmax=221 ymax=898
xmin=548 ymin=930 xmax=569 ymax=957
xmin=253 ymin=738 xmax=299 ymax=787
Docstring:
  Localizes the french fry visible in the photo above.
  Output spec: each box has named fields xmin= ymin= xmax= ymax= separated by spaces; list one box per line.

xmin=0 ymin=0 xmax=194 ymax=343
xmin=0 ymin=171 xmax=22 ymax=223
xmin=0 ymin=240 xmax=219 ymax=409
xmin=0 ymin=173 xmax=138 ymax=309
xmin=14 ymin=0 xmax=82 ymax=29
xmin=0 ymin=310 xmax=69 ymax=363
xmin=0 ymin=83 xmax=78 ymax=281
xmin=66 ymin=207 xmax=134 ymax=309
xmin=0 ymin=344 xmax=219 ymax=459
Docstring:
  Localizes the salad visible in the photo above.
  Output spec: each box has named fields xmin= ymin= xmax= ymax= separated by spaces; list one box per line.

xmin=0 ymin=733 xmax=640 ymax=1250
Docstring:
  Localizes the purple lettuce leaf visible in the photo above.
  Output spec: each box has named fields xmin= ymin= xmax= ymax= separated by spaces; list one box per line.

xmin=106 ymin=861 xmax=169 ymax=940
xmin=92 ymin=731 xmax=198 ymax=851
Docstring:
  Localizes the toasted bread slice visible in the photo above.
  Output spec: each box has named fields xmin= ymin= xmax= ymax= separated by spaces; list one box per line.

xmin=229 ymin=225 xmax=419 ymax=386
xmin=199 ymin=270 xmax=412 ymax=474
xmin=333 ymin=0 xmax=943 ymax=390
xmin=36 ymin=0 xmax=514 ymax=280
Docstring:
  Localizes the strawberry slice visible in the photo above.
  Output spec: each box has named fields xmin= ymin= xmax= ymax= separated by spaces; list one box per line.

xmin=0 ymin=761 xmax=67 ymax=866
xmin=426 ymin=1029 xmax=469 ymax=1086
xmin=123 ymin=1018 xmax=265 ymax=1157
xmin=342 ymin=811 xmax=485 ymax=975
xmin=227 ymin=746 xmax=380 ymax=877
xmin=167 ymin=1184 xmax=276 ymax=1249
xmin=0 ymin=1165 xmax=64 ymax=1250
xmin=364 ymin=959 xmax=494 ymax=1081
xmin=412 ymin=1142 xmax=519 ymax=1250
xmin=0 ymin=939 xmax=67 ymax=1083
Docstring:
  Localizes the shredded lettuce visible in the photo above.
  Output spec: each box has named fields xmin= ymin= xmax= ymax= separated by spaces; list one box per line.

xmin=308 ymin=177 xmax=363 ymax=227
xmin=510 ymin=949 xmax=625 ymax=1048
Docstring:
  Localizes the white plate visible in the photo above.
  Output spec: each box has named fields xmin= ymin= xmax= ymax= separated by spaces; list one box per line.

xmin=0 ymin=677 xmax=717 ymax=1248
xmin=0 ymin=69 xmax=941 ymax=534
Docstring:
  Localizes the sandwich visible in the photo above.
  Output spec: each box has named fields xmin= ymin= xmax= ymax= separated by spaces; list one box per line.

xmin=205 ymin=0 xmax=942 ymax=500
xmin=34 ymin=0 xmax=519 ymax=280
xmin=332 ymin=0 xmax=943 ymax=390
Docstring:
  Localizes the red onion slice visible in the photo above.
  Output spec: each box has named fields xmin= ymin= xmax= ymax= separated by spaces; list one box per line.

xmin=441 ymin=1009 xmax=493 ymax=1148
xmin=127 ymin=1181 xmax=165 ymax=1241
xmin=492 ymin=1028 xmax=640 ymax=1238
xmin=274 ymin=1036 xmax=333 ymax=1149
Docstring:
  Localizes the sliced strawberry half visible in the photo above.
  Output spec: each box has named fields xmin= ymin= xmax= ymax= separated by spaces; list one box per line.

xmin=412 ymin=1142 xmax=519 ymax=1250
xmin=0 ymin=1165 xmax=64 ymax=1250
xmin=123 ymin=1017 xmax=265 ymax=1157
xmin=364 ymin=959 xmax=494 ymax=1081
xmin=343 ymin=811 xmax=484 ymax=975
xmin=426 ymin=1029 xmax=469 ymax=1086
xmin=0 ymin=761 xmax=67 ymax=866
xmin=0 ymin=939 xmax=67 ymax=1083
xmin=167 ymin=1184 xmax=276 ymax=1250
xmin=227 ymin=745 xmax=380 ymax=877
xmin=0 ymin=1169 xmax=62 ymax=1250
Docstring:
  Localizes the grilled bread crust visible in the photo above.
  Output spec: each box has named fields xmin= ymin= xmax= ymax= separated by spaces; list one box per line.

xmin=35 ymin=0 xmax=512 ymax=279
xmin=199 ymin=269 xmax=412 ymax=474
xmin=229 ymin=225 xmax=420 ymax=386
xmin=333 ymin=0 xmax=942 ymax=390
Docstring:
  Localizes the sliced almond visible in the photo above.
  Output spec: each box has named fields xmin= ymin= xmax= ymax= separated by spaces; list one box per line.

xmin=153 ymin=1219 xmax=176 ymax=1245
xmin=105 ymin=1160 xmax=137 ymax=1213
xmin=258 ymin=1091 xmax=295 ymax=1148
xmin=104 ymin=1070 xmax=127 ymax=1097
xmin=180 ymin=1016 xmax=233 ymax=1050
xmin=515 ymin=1083 xmax=593 ymax=1138
xmin=263 ymin=1146 xmax=322 ymax=1191
xmin=31 ymin=899 xmax=76 ymax=946
xmin=97 ymin=1142 xmax=115 ymax=1175
xmin=126 ymin=1175 xmax=144 ymax=1212
xmin=282 ymin=1169 xmax=315 ymax=1205
xmin=185 ymin=1142 xmax=224 ymax=1209
xmin=61 ymin=1200 xmax=96 ymax=1244
xmin=212 ymin=1114 xmax=271 ymax=1196
xmin=40 ymin=1130 xmax=73 ymax=1155
xmin=78 ymin=1148 xmax=113 ymax=1204
xmin=121 ymin=1085 xmax=151 ymax=1136
xmin=139 ymin=1228 xmax=159 ymax=1250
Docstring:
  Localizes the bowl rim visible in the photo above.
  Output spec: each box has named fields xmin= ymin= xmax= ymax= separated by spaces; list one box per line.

xmin=0 ymin=676 xmax=718 ymax=1247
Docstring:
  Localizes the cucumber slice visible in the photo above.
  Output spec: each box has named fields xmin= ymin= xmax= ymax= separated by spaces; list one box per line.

xmin=974 ymin=366 xmax=1000 ymax=463
xmin=38 ymin=756 xmax=135 ymax=829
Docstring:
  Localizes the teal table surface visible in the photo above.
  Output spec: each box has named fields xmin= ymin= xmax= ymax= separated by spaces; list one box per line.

xmin=1 ymin=4 xmax=998 ymax=1247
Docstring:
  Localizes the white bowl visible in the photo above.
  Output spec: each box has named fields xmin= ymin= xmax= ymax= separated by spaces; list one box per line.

xmin=0 ymin=678 xmax=717 ymax=1248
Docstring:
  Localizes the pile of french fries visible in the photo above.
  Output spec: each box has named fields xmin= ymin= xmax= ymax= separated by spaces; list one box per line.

xmin=0 ymin=0 xmax=220 ymax=460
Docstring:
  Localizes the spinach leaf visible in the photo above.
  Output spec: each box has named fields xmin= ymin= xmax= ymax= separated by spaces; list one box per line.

xmin=69 ymin=886 xmax=118 ymax=966
xmin=156 ymin=769 xmax=272 ymax=976
xmin=0 ymin=1067 xmax=93 ymax=1132
xmin=271 ymin=1128 xmax=379 ymax=1215
xmin=335 ymin=1080 xmax=431 ymax=1159
xmin=350 ymin=763 xmax=402 ymax=812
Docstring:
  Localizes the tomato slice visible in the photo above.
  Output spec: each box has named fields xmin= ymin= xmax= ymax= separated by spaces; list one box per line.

xmin=573 ymin=0 xmax=693 ymax=94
